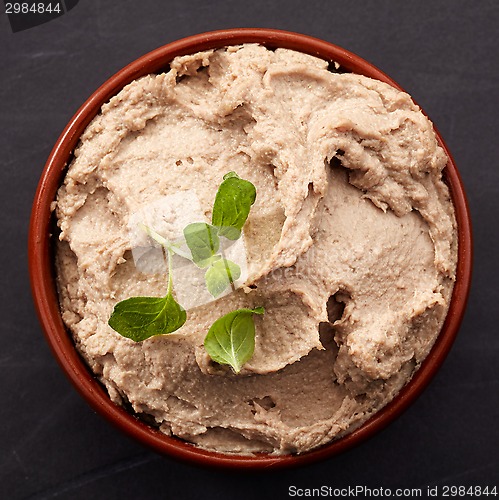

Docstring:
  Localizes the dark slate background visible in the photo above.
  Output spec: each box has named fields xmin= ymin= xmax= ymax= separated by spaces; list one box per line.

xmin=1 ymin=0 xmax=498 ymax=498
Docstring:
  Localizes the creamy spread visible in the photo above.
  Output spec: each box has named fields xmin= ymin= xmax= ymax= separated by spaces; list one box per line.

xmin=55 ymin=44 xmax=457 ymax=455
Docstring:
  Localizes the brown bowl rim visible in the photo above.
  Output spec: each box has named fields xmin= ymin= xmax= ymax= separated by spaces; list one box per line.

xmin=28 ymin=28 xmax=472 ymax=470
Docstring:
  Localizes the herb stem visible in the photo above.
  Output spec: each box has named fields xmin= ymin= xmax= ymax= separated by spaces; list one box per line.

xmin=224 ymin=256 xmax=237 ymax=293
xmin=139 ymin=223 xmax=192 ymax=260
xmin=139 ymin=222 xmax=168 ymax=245
xmin=168 ymin=242 xmax=193 ymax=261
xmin=166 ymin=247 xmax=173 ymax=297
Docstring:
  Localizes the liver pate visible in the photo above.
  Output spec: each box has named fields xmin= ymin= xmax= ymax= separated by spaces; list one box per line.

xmin=55 ymin=44 xmax=457 ymax=454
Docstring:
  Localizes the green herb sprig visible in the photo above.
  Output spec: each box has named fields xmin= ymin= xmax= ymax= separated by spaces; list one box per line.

xmin=108 ymin=172 xmax=263 ymax=372
xmin=183 ymin=172 xmax=256 ymax=297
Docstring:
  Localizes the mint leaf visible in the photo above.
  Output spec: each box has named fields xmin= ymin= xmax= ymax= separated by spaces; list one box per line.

xmin=205 ymin=258 xmax=241 ymax=297
xmin=212 ymin=172 xmax=256 ymax=240
xmin=108 ymin=247 xmax=186 ymax=341
xmin=204 ymin=307 xmax=264 ymax=373
xmin=183 ymin=222 xmax=220 ymax=267
xmin=108 ymin=294 xmax=186 ymax=342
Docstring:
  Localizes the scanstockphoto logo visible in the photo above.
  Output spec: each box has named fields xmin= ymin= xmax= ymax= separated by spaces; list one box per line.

xmin=3 ymin=0 xmax=79 ymax=32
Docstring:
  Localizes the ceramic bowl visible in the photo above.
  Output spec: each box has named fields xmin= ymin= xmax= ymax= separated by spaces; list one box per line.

xmin=28 ymin=28 xmax=472 ymax=469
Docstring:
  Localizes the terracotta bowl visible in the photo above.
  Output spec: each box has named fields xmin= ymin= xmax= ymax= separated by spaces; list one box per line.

xmin=28 ymin=28 xmax=472 ymax=469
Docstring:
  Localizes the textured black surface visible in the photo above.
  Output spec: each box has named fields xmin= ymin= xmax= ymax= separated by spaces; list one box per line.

xmin=1 ymin=0 xmax=498 ymax=498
